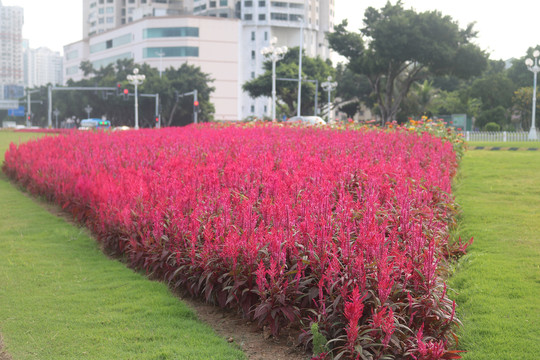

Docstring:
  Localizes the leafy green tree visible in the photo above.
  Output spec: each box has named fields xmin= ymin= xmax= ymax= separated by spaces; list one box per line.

xmin=327 ymin=1 xmax=487 ymax=124
xmin=507 ymin=46 xmax=540 ymax=89
xmin=475 ymin=106 xmax=507 ymax=129
xmin=334 ymin=63 xmax=372 ymax=118
xmin=24 ymin=59 xmax=214 ymax=128
xmin=468 ymin=73 xmax=514 ymax=111
xmin=512 ymin=87 xmax=540 ymax=130
xmin=242 ymin=47 xmax=335 ymax=117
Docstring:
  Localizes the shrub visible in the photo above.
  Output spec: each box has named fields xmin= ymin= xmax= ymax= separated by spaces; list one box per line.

xmin=484 ymin=122 xmax=501 ymax=131
xmin=2 ymin=124 xmax=470 ymax=359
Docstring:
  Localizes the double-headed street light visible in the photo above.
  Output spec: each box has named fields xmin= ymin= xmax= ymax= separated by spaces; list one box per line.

xmin=525 ymin=50 xmax=540 ymax=141
xmin=127 ymin=68 xmax=146 ymax=129
xmin=261 ymin=38 xmax=287 ymax=122
xmin=321 ymin=76 xmax=338 ymax=122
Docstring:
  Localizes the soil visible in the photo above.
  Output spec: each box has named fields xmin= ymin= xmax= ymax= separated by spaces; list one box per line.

xmin=0 ymin=334 xmax=12 ymax=360
xmin=178 ymin=294 xmax=310 ymax=360
xmin=2 ymin=180 xmax=311 ymax=360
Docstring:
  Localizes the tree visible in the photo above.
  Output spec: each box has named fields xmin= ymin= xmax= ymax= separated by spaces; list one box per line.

xmin=468 ymin=73 xmax=515 ymax=111
xmin=512 ymin=87 xmax=540 ymax=130
xmin=242 ymin=47 xmax=335 ymax=117
xmin=327 ymin=1 xmax=487 ymax=124
xmin=507 ymin=45 xmax=540 ymax=89
xmin=24 ymin=59 xmax=215 ymax=128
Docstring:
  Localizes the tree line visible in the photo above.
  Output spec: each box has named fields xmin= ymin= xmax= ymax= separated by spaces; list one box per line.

xmin=20 ymin=58 xmax=214 ymax=128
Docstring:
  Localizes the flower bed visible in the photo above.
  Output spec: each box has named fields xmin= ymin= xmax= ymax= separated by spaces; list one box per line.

xmin=3 ymin=124 xmax=469 ymax=359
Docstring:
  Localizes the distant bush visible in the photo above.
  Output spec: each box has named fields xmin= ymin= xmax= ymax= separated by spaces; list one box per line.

xmin=476 ymin=106 xmax=507 ymax=129
xmin=484 ymin=122 xmax=501 ymax=131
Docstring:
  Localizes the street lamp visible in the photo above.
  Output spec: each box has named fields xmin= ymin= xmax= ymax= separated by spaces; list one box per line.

xmin=157 ymin=50 xmax=165 ymax=78
xmin=261 ymin=37 xmax=287 ymax=122
xmin=525 ymin=50 xmax=540 ymax=140
xmin=321 ymin=76 xmax=338 ymax=122
xmin=84 ymin=104 xmax=92 ymax=119
xmin=127 ymin=68 xmax=146 ymax=129
xmin=53 ymin=108 xmax=60 ymax=128
xmin=297 ymin=18 xmax=305 ymax=117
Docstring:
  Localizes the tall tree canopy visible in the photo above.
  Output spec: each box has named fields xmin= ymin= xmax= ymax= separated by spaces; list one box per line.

xmin=327 ymin=1 xmax=487 ymax=124
xmin=242 ymin=47 xmax=335 ymax=118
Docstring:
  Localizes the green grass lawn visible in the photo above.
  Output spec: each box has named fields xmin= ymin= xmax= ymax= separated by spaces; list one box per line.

xmin=450 ymin=147 xmax=540 ymax=359
xmin=467 ymin=141 xmax=540 ymax=148
xmin=0 ymin=130 xmax=246 ymax=359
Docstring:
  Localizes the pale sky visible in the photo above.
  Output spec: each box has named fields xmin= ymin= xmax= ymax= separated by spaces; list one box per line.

xmin=4 ymin=0 xmax=539 ymax=60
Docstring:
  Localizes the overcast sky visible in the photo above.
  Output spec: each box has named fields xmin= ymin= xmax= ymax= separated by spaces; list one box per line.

xmin=4 ymin=0 xmax=539 ymax=60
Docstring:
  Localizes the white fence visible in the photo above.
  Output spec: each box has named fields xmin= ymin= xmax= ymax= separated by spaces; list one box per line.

xmin=463 ymin=131 xmax=540 ymax=142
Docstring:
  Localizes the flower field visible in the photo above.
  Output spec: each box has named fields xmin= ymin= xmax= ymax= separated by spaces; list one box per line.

xmin=2 ymin=124 xmax=469 ymax=359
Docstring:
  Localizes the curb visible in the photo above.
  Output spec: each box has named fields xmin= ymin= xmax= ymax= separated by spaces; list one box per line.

xmin=470 ymin=146 xmax=539 ymax=151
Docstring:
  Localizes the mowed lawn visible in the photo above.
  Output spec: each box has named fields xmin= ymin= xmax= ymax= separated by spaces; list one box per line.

xmin=450 ymin=146 xmax=540 ymax=359
xmin=0 ymin=130 xmax=245 ymax=360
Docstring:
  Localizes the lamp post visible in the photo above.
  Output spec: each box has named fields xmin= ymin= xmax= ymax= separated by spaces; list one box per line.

xmin=127 ymin=68 xmax=146 ymax=129
xmin=525 ymin=50 xmax=540 ymax=141
xmin=321 ymin=76 xmax=338 ymax=122
xmin=53 ymin=108 xmax=60 ymax=128
xmin=261 ymin=38 xmax=287 ymax=122
xmin=297 ymin=19 xmax=304 ymax=117
xmin=84 ymin=105 xmax=92 ymax=119
xmin=157 ymin=51 xmax=165 ymax=79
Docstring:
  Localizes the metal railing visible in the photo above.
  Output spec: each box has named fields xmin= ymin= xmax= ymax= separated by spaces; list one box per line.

xmin=463 ymin=131 xmax=540 ymax=142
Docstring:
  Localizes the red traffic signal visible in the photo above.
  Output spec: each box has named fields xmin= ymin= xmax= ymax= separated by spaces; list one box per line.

xmin=123 ymin=89 xmax=129 ymax=95
xmin=155 ymin=117 xmax=159 ymax=123
xmin=193 ymin=100 xmax=199 ymax=107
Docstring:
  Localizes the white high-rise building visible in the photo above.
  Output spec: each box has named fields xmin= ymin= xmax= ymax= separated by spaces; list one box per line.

xmin=0 ymin=1 xmax=24 ymax=99
xmin=192 ymin=0 xmax=334 ymax=119
xmin=83 ymin=0 xmax=187 ymax=37
xmin=76 ymin=0 xmax=334 ymax=120
xmin=24 ymin=46 xmax=63 ymax=88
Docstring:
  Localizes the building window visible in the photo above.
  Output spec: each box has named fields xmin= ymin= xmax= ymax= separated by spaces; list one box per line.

xmin=270 ymin=12 xmax=287 ymax=20
xmin=99 ymin=18 xmax=105 ymax=24
xmin=107 ymin=0 xmax=113 ymax=3
xmin=251 ymin=72 xmax=255 ymax=79
xmin=143 ymin=27 xmax=199 ymax=38
xmin=106 ymin=6 xmax=114 ymax=13
xmin=271 ymin=1 xmax=286 ymax=7
xmin=65 ymin=50 xmax=79 ymax=60
xmin=99 ymin=0 xmax=104 ymax=3
xmin=99 ymin=8 xmax=104 ymax=14
xmin=209 ymin=1 xmax=216 ymax=7
xmin=251 ymin=31 xmax=255 ymax=41
xmin=106 ymin=17 xmax=114 ymax=23
xmin=244 ymin=1 xmax=253 ymax=7
xmin=259 ymin=0 xmax=266 ymax=6
xmin=220 ymin=0 xmax=228 ymax=5
xmin=289 ymin=14 xmax=302 ymax=21
xmin=219 ymin=13 xmax=228 ymax=17
xmin=250 ymin=105 xmax=255 ymax=113
xmin=289 ymin=2 xmax=304 ymax=9
xmin=141 ymin=0 xmax=147 ymax=3
xmin=66 ymin=66 xmax=79 ymax=75
xmin=92 ymin=52 xmax=133 ymax=69
xmin=244 ymin=14 xmax=252 ymax=20
xmin=264 ymin=31 xmax=268 ymax=41
xmin=143 ymin=47 xmax=199 ymax=58
xmin=259 ymin=14 xmax=266 ymax=20
xmin=251 ymin=50 xmax=255 ymax=60
xmin=128 ymin=0 xmax=135 ymax=3
xmin=90 ymin=34 xmax=132 ymax=53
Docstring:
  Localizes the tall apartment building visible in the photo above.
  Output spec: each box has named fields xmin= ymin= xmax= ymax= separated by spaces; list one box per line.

xmin=65 ymin=15 xmax=241 ymax=120
xmin=24 ymin=45 xmax=63 ymax=88
xmin=75 ymin=0 xmax=334 ymax=119
xmin=83 ymin=0 xmax=186 ymax=37
xmin=0 ymin=1 xmax=24 ymax=99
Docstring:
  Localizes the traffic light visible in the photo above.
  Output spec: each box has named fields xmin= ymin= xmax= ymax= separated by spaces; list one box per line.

xmin=193 ymin=100 xmax=199 ymax=113
xmin=116 ymin=83 xmax=122 ymax=96
xmin=123 ymin=88 xmax=129 ymax=100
